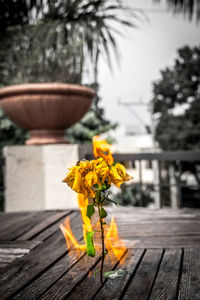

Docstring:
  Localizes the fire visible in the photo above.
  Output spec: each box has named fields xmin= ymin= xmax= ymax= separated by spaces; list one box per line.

xmin=77 ymin=194 xmax=93 ymax=242
xmin=60 ymin=217 xmax=86 ymax=255
xmin=61 ymin=135 xmax=128 ymax=264
xmin=105 ymin=216 xmax=127 ymax=264
xmin=92 ymin=135 xmax=114 ymax=165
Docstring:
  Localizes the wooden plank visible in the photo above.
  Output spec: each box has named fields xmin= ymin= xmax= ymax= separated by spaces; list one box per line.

xmin=0 ymin=211 xmax=82 ymax=299
xmin=0 ymin=212 xmax=36 ymax=238
xmin=123 ymin=249 xmax=163 ymax=300
xmin=0 ymin=240 xmax=40 ymax=250
xmin=66 ymin=249 xmax=129 ymax=300
xmin=116 ymin=236 xmax=200 ymax=248
xmin=178 ymin=248 xmax=200 ymax=300
xmin=13 ymin=250 xmax=85 ymax=300
xmin=16 ymin=210 xmax=71 ymax=240
xmin=0 ymin=240 xmax=41 ymax=270
xmin=93 ymin=249 xmax=145 ymax=300
xmin=31 ymin=211 xmax=75 ymax=242
xmin=0 ymin=212 xmax=28 ymax=226
xmin=149 ymin=248 xmax=182 ymax=300
xmin=0 ymin=262 xmax=9 ymax=268
xmin=0 ymin=253 xmax=25 ymax=263
xmin=40 ymin=254 xmax=100 ymax=300
xmin=0 ymin=211 xmax=54 ymax=240
xmin=117 ymin=222 xmax=200 ymax=236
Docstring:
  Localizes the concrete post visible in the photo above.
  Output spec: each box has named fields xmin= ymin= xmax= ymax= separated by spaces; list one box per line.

xmin=3 ymin=145 xmax=80 ymax=211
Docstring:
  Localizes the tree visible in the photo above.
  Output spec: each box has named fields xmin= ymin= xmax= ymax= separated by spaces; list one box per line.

xmin=152 ymin=45 xmax=200 ymax=183
xmin=0 ymin=0 xmax=136 ymax=86
xmin=155 ymin=0 xmax=200 ymax=22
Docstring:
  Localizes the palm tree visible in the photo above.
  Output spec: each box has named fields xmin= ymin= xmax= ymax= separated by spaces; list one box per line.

xmin=0 ymin=0 xmax=137 ymax=85
xmin=155 ymin=0 xmax=200 ymax=21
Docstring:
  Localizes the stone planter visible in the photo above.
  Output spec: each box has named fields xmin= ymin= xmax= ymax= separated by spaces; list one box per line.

xmin=0 ymin=83 xmax=94 ymax=145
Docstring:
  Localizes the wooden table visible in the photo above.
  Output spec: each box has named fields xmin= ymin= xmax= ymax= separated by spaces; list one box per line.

xmin=0 ymin=208 xmax=200 ymax=299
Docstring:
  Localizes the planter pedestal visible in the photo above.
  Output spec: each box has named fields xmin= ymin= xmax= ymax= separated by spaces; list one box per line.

xmin=27 ymin=130 xmax=68 ymax=145
xmin=3 ymin=144 xmax=82 ymax=211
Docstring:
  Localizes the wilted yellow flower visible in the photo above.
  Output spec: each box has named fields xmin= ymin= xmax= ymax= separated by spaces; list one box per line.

xmin=63 ymin=158 xmax=132 ymax=197
xmin=63 ymin=159 xmax=100 ymax=198
xmin=109 ymin=163 xmax=133 ymax=187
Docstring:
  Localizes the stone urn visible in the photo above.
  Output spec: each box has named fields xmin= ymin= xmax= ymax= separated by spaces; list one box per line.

xmin=0 ymin=83 xmax=94 ymax=145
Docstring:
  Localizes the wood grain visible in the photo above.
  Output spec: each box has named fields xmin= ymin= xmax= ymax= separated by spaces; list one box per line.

xmin=0 ymin=211 xmax=82 ymax=299
xmin=17 ymin=210 xmax=71 ymax=241
xmin=67 ymin=249 xmax=130 ymax=300
xmin=123 ymin=249 xmax=163 ymax=300
xmin=0 ymin=208 xmax=199 ymax=299
xmin=178 ymin=248 xmax=200 ymax=300
xmin=149 ymin=248 xmax=182 ymax=300
xmin=13 ymin=250 xmax=85 ymax=300
xmin=0 ymin=211 xmax=53 ymax=240
xmin=94 ymin=249 xmax=145 ymax=300
xmin=40 ymin=254 xmax=100 ymax=300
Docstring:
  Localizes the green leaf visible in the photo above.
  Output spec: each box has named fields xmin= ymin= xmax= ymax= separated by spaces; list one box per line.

xmin=100 ymin=183 xmax=111 ymax=191
xmin=86 ymin=205 xmax=95 ymax=220
xmin=100 ymin=207 xmax=107 ymax=219
xmin=86 ymin=231 xmax=96 ymax=257
xmin=101 ymin=183 xmax=107 ymax=190
xmin=94 ymin=269 xmax=99 ymax=277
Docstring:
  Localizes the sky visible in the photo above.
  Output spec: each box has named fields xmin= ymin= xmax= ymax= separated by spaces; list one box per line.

xmin=97 ymin=0 xmax=200 ymax=135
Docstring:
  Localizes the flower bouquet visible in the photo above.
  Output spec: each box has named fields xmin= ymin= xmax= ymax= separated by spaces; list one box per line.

xmin=63 ymin=136 xmax=132 ymax=282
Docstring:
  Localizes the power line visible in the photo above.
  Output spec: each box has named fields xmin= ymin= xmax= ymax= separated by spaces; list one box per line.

xmin=118 ymin=99 xmax=149 ymax=106
xmin=118 ymin=100 xmax=151 ymax=133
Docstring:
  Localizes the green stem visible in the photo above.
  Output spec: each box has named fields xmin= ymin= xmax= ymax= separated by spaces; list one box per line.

xmin=97 ymin=191 xmax=105 ymax=284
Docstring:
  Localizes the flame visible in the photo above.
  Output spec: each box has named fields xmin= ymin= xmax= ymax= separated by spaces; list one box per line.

xmin=92 ymin=135 xmax=114 ymax=166
xmin=61 ymin=135 xmax=127 ymax=263
xmin=88 ymin=270 xmax=92 ymax=277
xmin=105 ymin=216 xmax=127 ymax=264
xmin=60 ymin=217 xmax=86 ymax=256
xmin=77 ymin=194 xmax=93 ymax=243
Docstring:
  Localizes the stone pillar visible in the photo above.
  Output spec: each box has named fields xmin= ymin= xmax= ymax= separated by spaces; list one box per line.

xmin=3 ymin=145 xmax=80 ymax=212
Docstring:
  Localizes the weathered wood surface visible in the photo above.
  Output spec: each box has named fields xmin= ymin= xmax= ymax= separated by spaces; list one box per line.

xmin=0 ymin=208 xmax=199 ymax=300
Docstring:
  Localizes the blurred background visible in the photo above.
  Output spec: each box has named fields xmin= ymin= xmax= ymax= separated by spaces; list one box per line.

xmin=0 ymin=0 xmax=200 ymax=211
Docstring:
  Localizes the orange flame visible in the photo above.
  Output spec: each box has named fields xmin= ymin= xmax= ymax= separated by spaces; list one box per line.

xmin=60 ymin=217 xmax=86 ymax=258
xmin=93 ymin=135 xmax=114 ymax=166
xmin=61 ymin=135 xmax=127 ymax=263
xmin=77 ymin=194 xmax=93 ymax=243
xmin=105 ymin=216 xmax=127 ymax=264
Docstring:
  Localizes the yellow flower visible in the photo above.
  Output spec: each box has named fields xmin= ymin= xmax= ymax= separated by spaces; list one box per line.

xmin=85 ymin=171 xmax=100 ymax=187
xmin=95 ymin=158 xmax=110 ymax=183
xmin=63 ymin=165 xmax=85 ymax=194
xmin=63 ymin=158 xmax=133 ymax=197
xmin=63 ymin=160 xmax=100 ymax=198
xmin=110 ymin=163 xmax=133 ymax=187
